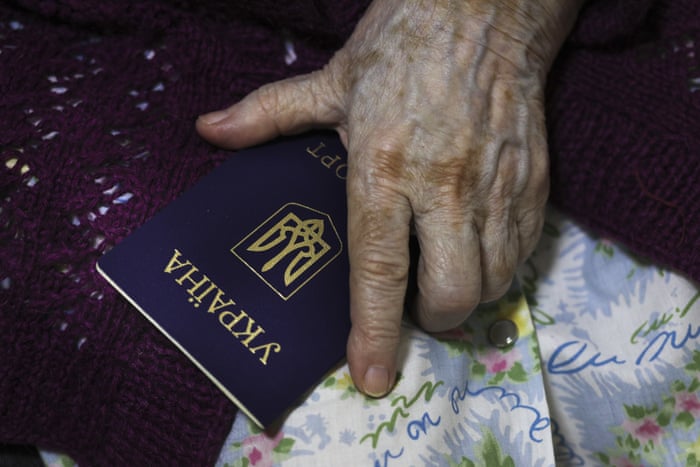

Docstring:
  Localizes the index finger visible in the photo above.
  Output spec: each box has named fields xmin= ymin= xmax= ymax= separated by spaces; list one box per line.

xmin=345 ymin=143 xmax=412 ymax=398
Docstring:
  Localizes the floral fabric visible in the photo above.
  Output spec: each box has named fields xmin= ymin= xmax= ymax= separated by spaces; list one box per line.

xmin=211 ymin=208 xmax=700 ymax=467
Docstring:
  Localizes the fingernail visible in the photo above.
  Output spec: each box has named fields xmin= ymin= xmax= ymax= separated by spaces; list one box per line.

xmin=198 ymin=110 xmax=228 ymax=125
xmin=363 ymin=366 xmax=390 ymax=397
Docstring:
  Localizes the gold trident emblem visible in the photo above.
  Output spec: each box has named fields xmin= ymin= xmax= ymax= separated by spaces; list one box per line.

xmin=246 ymin=213 xmax=331 ymax=287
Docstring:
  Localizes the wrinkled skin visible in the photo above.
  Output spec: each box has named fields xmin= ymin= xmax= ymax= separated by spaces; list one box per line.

xmin=197 ymin=0 xmax=584 ymax=397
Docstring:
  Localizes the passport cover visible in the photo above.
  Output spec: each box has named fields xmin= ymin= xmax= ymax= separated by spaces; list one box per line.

xmin=97 ymin=132 xmax=350 ymax=427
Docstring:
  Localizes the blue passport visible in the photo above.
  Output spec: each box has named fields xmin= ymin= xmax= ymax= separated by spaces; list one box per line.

xmin=97 ymin=132 xmax=350 ymax=427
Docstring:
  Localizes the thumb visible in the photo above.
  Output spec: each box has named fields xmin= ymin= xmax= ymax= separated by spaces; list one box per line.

xmin=196 ymin=71 xmax=343 ymax=149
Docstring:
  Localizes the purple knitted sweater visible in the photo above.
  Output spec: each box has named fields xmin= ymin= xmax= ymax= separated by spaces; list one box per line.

xmin=0 ymin=0 xmax=698 ymax=464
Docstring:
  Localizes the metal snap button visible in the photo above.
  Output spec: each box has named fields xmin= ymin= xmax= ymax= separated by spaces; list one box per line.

xmin=488 ymin=319 xmax=519 ymax=348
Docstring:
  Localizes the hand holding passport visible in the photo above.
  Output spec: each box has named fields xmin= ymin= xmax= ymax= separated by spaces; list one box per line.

xmin=195 ymin=0 xmax=572 ymax=405
xmin=101 ymin=0 xmax=576 ymax=426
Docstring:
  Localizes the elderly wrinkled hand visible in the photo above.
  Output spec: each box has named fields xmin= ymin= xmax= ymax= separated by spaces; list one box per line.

xmin=196 ymin=0 xmax=583 ymax=397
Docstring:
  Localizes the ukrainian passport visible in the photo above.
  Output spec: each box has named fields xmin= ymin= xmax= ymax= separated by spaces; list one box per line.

xmin=97 ymin=132 xmax=350 ymax=427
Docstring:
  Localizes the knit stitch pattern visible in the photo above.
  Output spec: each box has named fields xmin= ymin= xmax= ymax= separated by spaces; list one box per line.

xmin=547 ymin=0 xmax=700 ymax=283
xmin=0 ymin=1 xmax=368 ymax=464
xmin=0 ymin=0 xmax=698 ymax=464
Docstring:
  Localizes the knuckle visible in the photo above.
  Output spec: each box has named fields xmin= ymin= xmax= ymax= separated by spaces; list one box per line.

xmin=430 ymin=157 xmax=477 ymax=196
xmin=416 ymin=154 xmax=485 ymax=219
xmin=353 ymin=247 xmax=409 ymax=288
xmin=416 ymin=286 xmax=477 ymax=332
xmin=422 ymin=282 xmax=481 ymax=316
xmin=365 ymin=139 xmax=408 ymax=185
xmin=347 ymin=144 xmax=409 ymax=204
xmin=255 ymin=77 xmax=316 ymax=125
xmin=255 ymin=83 xmax=283 ymax=117
xmin=496 ymin=143 xmax=522 ymax=187
xmin=307 ymin=68 xmax=344 ymax=121
xmin=351 ymin=317 xmax=402 ymax=350
xmin=481 ymin=246 xmax=517 ymax=299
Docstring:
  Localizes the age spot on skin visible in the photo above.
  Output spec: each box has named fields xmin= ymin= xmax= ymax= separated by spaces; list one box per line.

xmin=356 ymin=48 xmax=384 ymax=71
